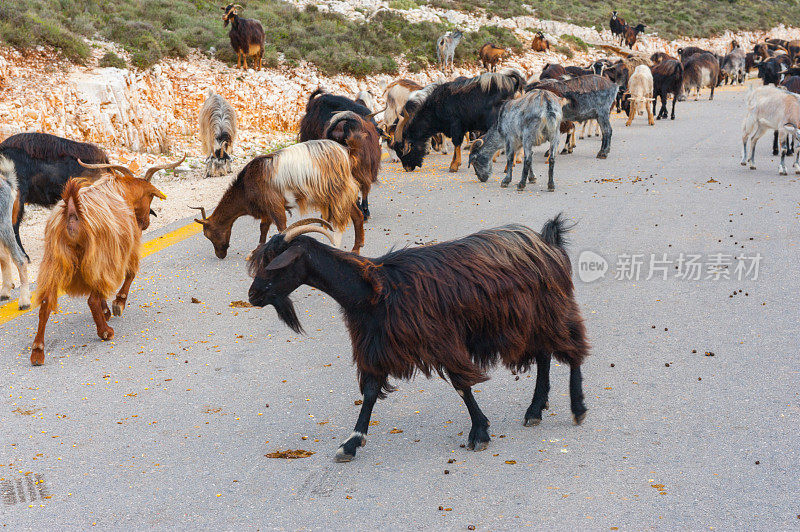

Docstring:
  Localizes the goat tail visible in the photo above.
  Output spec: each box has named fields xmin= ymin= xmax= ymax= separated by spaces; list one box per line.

xmin=540 ymin=213 xmax=574 ymax=250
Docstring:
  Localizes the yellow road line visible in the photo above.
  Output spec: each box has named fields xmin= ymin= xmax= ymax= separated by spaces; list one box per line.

xmin=0 ymin=222 xmax=202 ymax=326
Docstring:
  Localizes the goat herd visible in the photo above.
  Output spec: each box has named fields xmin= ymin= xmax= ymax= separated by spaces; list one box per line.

xmin=0 ymin=8 xmax=798 ymax=462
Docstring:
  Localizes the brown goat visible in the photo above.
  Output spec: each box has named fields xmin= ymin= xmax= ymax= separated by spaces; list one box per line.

xmin=531 ymin=31 xmax=550 ymax=52
xmin=479 ymin=43 xmax=508 ymax=72
xmin=30 ymin=157 xmax=181 ymax=366
xmin=324 ymin=111 xmax=381 ymax=220
xmin=193 ymin=140 xmax=364 ymax=259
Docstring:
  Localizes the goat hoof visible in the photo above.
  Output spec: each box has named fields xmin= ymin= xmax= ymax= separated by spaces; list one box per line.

xmin=448 ymin=166 xmax=459 ymax=173
xmin=100 ymin=328 xmax=115 ymax=341
xmin=0 ymin=295 xmax=8 ymax=301
xmin=112 ymin=301 xmax=125 ymax=317
xmin=18 ymin=303 xmax=30 ymax=311
xmin=596 ymin=153 xmax=608 ymax=160
xmin=548 ymin=186 xmax=555 ymax=192
xmin=333 ymin=448 xmax=355 ymax=463
xmin=30 ymin=348 xmax=45 ymax=366
xmin=467 ymin=425 xmax=491 ymax=451
xmin=516 ymin=184 xmax=526 ymax=191
xmin=740 ymin=161 xmax=747 ymax=166
xmin=500 ymin=181 xmax=510 ymax=188
xmin=573 ymin=411 xmax=587 ymax=425
xmin=780 ymin=170 xmax=788 ymax=176
xmin=523 ymin=416 xmax=541 ymax=427
xmin=749 ymin=166 xmax=756 ymax=170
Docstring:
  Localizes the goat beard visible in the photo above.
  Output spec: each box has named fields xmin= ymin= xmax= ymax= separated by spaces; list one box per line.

xmin=272 ymin=296 xmax=304 ymax=334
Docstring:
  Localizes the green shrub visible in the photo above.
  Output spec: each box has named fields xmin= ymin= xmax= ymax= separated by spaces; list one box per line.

xmin=561 ymin=34 xmax=588 ymax=52
xmin=553 ymin=44 xmax=574 ymax=59
xmin=99 ymin=51 xmax=127 ymax=69
xmin=389 ymin=0 xmax=420 ymax=9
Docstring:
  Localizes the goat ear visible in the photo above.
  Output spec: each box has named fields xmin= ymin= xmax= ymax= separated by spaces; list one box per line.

xmin=266 ymin=246 xmax=304 ymax=271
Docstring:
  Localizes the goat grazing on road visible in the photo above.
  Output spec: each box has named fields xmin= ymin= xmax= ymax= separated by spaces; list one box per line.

xmin=479 ymin=43 xmax=508 ymax=72
xmin=468 ymin=90 xmax=563 ymax=191
xmin=381 ymin=79 xmax=423 ymax=161
xmin=526 ymin=75 xmax=618 ymax=159
xmin=193 ymin=140 xmax=365 ymax=259
xmin=30 ymin=157 xmax=180 ymax=366
xmin=199 ymin=89 xmax=237 ymax=177
xmin=436 ymin=30 xmax=463 ymax=72
xmin=222 ymin=3 xmax=265 ymax=70
xmin=392 ymin=70 xmax=525 ymax=172
xmin=622 ymin=64 xmax=655 ymax=126
xmin=0 ymin=158 xmax=30 ymax=310
xmin=651 ymin=59 xmax=684 ymax=120
xmin=247 ymin=215 xmax=590 ymax=462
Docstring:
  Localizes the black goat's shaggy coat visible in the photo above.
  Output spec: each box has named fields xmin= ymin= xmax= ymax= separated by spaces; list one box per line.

xmin=652 ymin=59 xmax=684 ymax=120
xmin=299 ymin=89 xmax=374 ymax=142
xmin=392 ymin=71 xmax=525 ymax=172
xmin=248 ymin=214 xmax=590 ymax=461
xmin=0 ymin=132 xmax=108 ymax=259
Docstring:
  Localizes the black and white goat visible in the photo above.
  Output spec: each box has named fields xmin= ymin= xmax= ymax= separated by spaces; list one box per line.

xmin=247 ymin=215 xmax=590 ymax=461
xmin=468 ymin=89 xmax=563 ymax=191
xmin=199 ymin=89 xmax=237 ymax=177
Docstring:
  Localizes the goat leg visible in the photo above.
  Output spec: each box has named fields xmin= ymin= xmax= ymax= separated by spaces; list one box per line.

xmin=449 ymin=142 xmax=462 ymax=172
xmin=31 ymin=295 xmax=55 ymax=366
xmin=0 ymin=249 xmax=12 ymax=301
xmin=646 ymin=99 xmax=655 ymax=126
xmin=500 ymin=141 xmax=515 ymax=188
xmin=457 ymin=386 xmax=491 ymax=451
xmin=570 ymin=365 xmax=588 ymax=424
xmin=334 ymin=374 xmax=384 ymax=462
xmin=524 ymin=353 xmax=551 ymax=425
xmin=112 ymin=272 xmax=136 ymax=317
xmin=349 ymin=203 xmax=365 ymax=254
xmin=88 ymin=293 xmax=114 ymax=341
xmin=259 ymin=219 xmax=273 ymax=244
xmin=359 ymin=184 xmax=371 ymax=221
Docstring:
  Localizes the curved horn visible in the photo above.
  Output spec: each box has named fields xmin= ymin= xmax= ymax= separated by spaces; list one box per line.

xmin=283 ymin=226 xmax=336 ymax=245
xmin=144 ymin=154 xmax=186 ymax=182
xmin=395 ymin=109 xmax=410 ymax=144
xmin=190 ymin=206 xmax=207 ymax=220
xmin=283 ymin=217 xmax=334 ymax=232
xmin=77 ymin=159 xmax=135 ymax=178
xmin=233 ymin=4 xmax=243 ymax=10
xmin=366 ymin=107 xmax=387 ymax=118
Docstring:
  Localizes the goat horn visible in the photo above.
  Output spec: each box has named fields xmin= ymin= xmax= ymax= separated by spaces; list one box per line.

xmin=144 ymin=154 xmax=186 ymax=182
xmin=77 ymin=159 xmax=135 ymax=178
xmin=283 ymin=217 xmax=334 ymax=232
xmin=190 ymin=206 xmax=207 ymax=220
xmin=233 ymin=4 xmax=243 ymax=9
xmin=283 ymin=226 xmax=336 ymax=245
xmin=366 ymin=107 xmax=387 ymax=118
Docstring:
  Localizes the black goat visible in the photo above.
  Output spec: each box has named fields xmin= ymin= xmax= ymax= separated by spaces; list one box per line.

xmin=678 ymin=46 xmax=711 ymax=62
xmin=247 ymin=215 xmax=590 ymax=462
xmin=392 ymin=70 xmax=525 ymax=172
xmin=565 ymin=65 xmax=594 ymax=77
xmin=0 ymin=132 xmax=108 ymax=260
xmin=222 ymin=4 xmax=265 ymax=70
xmin=299 ymin=89 xmax=376 ymax=143
xmin=540 ymin=63 xmax=568 ymax=80
xmin=609 ymin=11 xmax=627 ymax=46
xmin=758 ymin=55 xmax=791 ymax=86
xmin=651 ymin=59 xmax=684 ymax=120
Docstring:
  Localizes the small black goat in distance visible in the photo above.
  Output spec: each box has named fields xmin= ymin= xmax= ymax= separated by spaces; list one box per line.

xmin=248 ymin=215 xmax=590 ymax=462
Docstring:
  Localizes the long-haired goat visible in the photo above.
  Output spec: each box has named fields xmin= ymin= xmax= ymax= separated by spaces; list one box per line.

xmin=526 ymin=75 xmax=618 ymax=158
xmin=682 ymin=52 xmax=720 ymax=100
xmin=299 ymin=89 xmax=376 ymax=143
xmin=720 ymin=44 xmax=746 ymax=85
xmin=436 ymin=30 xmax=463 ymax=72
xmin=468 ymin=90 xmax=563 ymax=190
xmin=247 ymin=215 xmax=590 ymax=462
xmin=381 ymin=79 xmax=423 ymax=161
xmin=0 ymin=158 xmax=30 ymax=309
xmin=651 ymin=59 xmax=684 ymax=120
xmin=30 ymin=157 xmax=181 ymax=366
xmin=621 ymin=64 xmax=655 ymax=126
xmin=392 ymin=70 xmax=525 ymax=172
xmin=193 ymin=140 xmax=365 ymax=259
xmin=221 ymin=3 xmax=265 ymax=70
xmin=479 ymin=43 xmax=509 ymax=72
xmin=0 ymin=132 xmax=109 ymax=277
xmin=324 ymin=111 xmax=381 ymax=220
xmin=199 ymin=89 xmax=238 ymax=177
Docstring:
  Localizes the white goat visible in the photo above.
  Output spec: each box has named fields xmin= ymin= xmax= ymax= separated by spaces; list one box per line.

xmin=741 ymin=85 xmax=800 ymax=175
xmin=199 ymin=89 xmax=237 ymax=177
xmin=625 ymin=64 xmax=655 ymax=126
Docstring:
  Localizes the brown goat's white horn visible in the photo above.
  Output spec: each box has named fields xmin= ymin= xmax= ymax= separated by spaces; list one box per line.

xmin=144 ymin=155 xmax=186 ymax=182
xmin=77 ymin=159 xmax=135 ymax=178
xmin=283 ymin=226 xmax=336 ymax=245
xmin=283 ymin=217 xmax=334 ymax=232
xmin=190 ymin=206 xmax=208 ymax=220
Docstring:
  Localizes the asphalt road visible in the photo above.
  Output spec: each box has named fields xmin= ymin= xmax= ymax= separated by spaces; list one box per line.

xmin=1 ymin=84 xmax=798 ymax=530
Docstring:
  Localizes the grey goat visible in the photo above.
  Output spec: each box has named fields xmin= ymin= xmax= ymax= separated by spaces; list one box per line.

xmin=436 ymin=30 xmax=463 ymax=72
xmin=199 ymin=89 xmax=238 ymax=177
xmin=468 ymin=90 xmax=563 ymax=191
